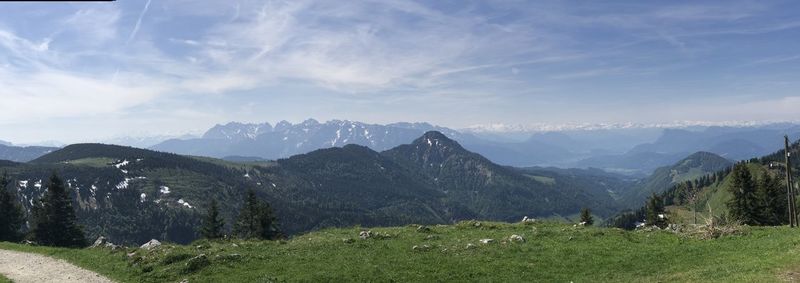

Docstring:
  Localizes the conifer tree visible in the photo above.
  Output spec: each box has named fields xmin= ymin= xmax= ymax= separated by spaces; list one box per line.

xmin=579 ymin=207 xmax=594 ymax=226
xmin=234 ymin=189 xmax=281 ymax=240
xmin=645 ymin=193 xmax=667 ymax=228
xmin=257 ymin=201 xmax=280 ymax=240
xmin=234 ymin=190 xmax=261 ymax=239
xmin=30 ymin=173 xmax=86 ymax=247
xmin=201 ymin=199 xmax=225 ymax=239
xmin=726 ymin=164 xmax=760 ymax=225
xmin=756 ymin=171 xmax=787 ymax=226
xmin=0 ymin=173 xmax=25 ymax=241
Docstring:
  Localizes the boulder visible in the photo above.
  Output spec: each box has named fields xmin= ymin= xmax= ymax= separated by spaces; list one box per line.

xmin=140 ymin=239 xmax=162 ymax=250
xmin=509 ymin=234 xmax=525 ymax=243
xmin=479 ymin=238 xmax=494 ymax=244
xmin=412 ymin=244 xmax=431 ymax=251
xmin=92 ymin=236 xmax=120 ymax=250
xmin=91 ymin=236 xmax=108 ymax=248
xmin=359 ymin=230 xmax=373 ymax=239
xmin=416 ymin=225 xmax=431 ymax=233
xmin=521 ymin=216 xmax=536 ymax=224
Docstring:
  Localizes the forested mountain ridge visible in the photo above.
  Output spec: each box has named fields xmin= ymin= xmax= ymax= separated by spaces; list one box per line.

xmin=383 ymin=131 xmax=620 ymax=218
xmin=612 ymin=138 xmax=800 ymax=228
xmin=0 ymin=132 xmax=627 ymax=245
xmin=619 ymin=151 xmax=732 ymax=207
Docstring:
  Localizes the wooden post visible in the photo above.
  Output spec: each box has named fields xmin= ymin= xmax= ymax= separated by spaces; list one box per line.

xmin=783 ymin=136 xmax=797 ymax=227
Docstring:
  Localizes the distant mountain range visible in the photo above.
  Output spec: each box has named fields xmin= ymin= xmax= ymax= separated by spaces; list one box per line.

xmin=148 ymin=120 xmax=800 ymax=175
xmin=0 ymin=144 xmax=59 ymax=162
xmin=578 ymin=127 xmax=800 ymax=174
xmin=151 ymin=119 xmax=476 ymax=160
xmin=3 ymin=119 xmax=799 ymax=175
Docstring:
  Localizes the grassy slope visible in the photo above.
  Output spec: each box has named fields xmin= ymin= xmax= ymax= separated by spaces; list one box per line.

xmin=2 ymin=222 xmax=800 ymax=282
xmin=667 ymin=163 xmax=766 ymax=224
xmin=0 ymin=274 xmax=11 ymax=283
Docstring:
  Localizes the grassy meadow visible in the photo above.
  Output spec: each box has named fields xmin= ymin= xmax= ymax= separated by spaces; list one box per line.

xmin=2 ymin=221 xmax=800 ymax=282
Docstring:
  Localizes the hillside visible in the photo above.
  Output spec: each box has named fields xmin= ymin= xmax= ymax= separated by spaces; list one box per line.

xmin=2 ymin=222 xmax=799 ymax=282
xmin=1 ymin=132 xmax=624 ymax=245
xmin=626 ymin=138 xmax=800 ymax=225
xmin=619 ymin=152 xmax=733 ymax=207
xmin=384 ymin=132 xmax=620 ymax=218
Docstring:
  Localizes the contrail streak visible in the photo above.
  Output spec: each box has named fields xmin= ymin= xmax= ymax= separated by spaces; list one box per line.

xmin=126 ymin=0 xmax=152 ymax=45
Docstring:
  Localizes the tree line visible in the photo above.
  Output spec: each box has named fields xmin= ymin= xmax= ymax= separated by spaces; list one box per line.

xmin=0 ymin=172 xmax=281 ymax=247
xmin=725 ymin=163 xmax=787 ymax=226
xmin=610 ymin=161 xmax=791 ymax=229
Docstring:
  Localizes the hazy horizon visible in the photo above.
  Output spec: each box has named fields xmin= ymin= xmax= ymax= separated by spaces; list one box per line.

xmin=2 ymin=1 xmax=800 ymax=143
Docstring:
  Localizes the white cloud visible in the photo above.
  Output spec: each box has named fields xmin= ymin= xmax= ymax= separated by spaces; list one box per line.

xmin=64 ymin=7 xmax=121 ymax=44
xmin=0 ymin=67 xmax=166 ymax=124
xmin=0 ymin=0 xmax=798 ymax=142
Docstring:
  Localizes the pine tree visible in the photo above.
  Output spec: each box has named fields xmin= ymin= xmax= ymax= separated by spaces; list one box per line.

xmin=30 ymin=173 xmax=86 ymax=247
xmin=756 ymin=171 xmax=787 ymax=226
xmin=201 ymin=199 xmax=225 ymax=239
xmin=0 ymin=173 xmax=25 ymax=241
xmin=579 ymin=207 xmax=594 ymax=226
xmin=645 ymin=193 xmax=667 ymax=228
xmin=234 ymin=190 xmax=281 ymax=240
xmin=726 ymin=164 xmax=760 ymax=225
xmin=234 ymin=190 xmax=261 ymax=239
xmin=257 ymin=201 xmax=280 ymax=240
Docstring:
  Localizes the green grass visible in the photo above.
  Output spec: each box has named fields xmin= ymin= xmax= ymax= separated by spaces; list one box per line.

xmin=0 ymin=274 xmax=12 ymax=283
xmin=524 ymin=174 xmax=556 ymax=185
xmin=64 ymin=157 xmax=118 ymax=167
xmin=3 ymin=222 xmax=800 ymax=282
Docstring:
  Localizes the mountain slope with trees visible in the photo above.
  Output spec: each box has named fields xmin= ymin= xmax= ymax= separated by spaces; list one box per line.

xmin=613 ymin=138 xmax=800 ymax=228
xmin=0 ymin=132 xmax=626 ymax=245
xmin=619 ymin=151 xmax=733 ymax=207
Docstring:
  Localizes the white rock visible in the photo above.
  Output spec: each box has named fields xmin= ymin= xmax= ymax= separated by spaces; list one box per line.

xmin=91 ymin=236 xmax=108 ymax=248
xmin=140 ymin=239 xmax=162 ymax=250
xmin=509 ymin=234 xmax=525 ymax=243
xmin=479 ymin=239 xmax=494 ymax=244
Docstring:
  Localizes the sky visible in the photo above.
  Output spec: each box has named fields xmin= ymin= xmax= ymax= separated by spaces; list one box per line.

xmin=1 ymin=0 xmax=799 ymax=143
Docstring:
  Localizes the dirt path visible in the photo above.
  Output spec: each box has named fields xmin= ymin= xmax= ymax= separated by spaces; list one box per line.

xmin=0 ymin=249 xmax=114 ymax=283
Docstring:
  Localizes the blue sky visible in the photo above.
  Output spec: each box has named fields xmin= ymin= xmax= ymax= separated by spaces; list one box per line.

xmin=1 ymin=0 xmax=799 ymax=143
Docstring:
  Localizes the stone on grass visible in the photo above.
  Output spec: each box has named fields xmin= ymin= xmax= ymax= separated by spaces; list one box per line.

xmin=359 ymin=230 xmax=372 ymax=239
xmin=140 ymin=239 xmax=162 ymax=250
xmin=91 ymin=236 xmax=108 ymax=248
xmin=412 ymin=244 xmax=431 ymax=251
xmin=479 ymin=239 xmax=494 ymax=244
xmin=509 ymin=234 xmax=525 ymax=243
